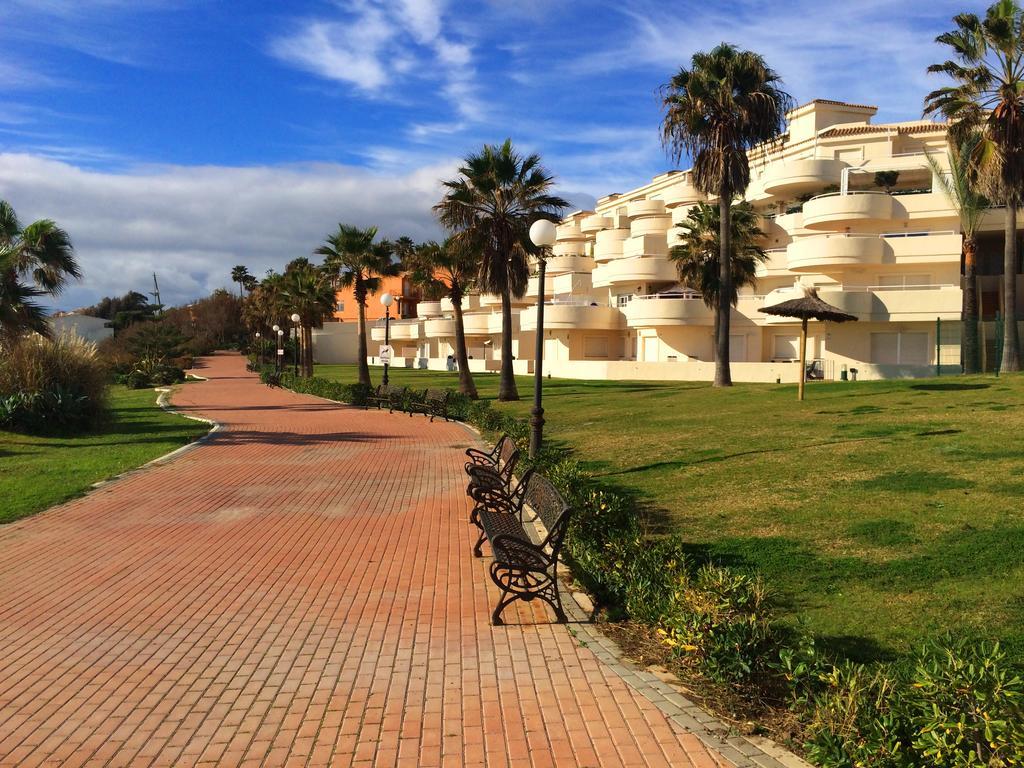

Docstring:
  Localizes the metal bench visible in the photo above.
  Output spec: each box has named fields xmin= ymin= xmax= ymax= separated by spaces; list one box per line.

xmin=366 ymin=384 xmax=407 ymax=413
xmin=475 ymin=472 xmax=572 ymax=625
xmin=408 ymin=387 xmax=451 ymax=422
xmin=469 ymin=467 xmax=534 ymax=547
xmin=465 ymin=435 xmax=519 ymax=500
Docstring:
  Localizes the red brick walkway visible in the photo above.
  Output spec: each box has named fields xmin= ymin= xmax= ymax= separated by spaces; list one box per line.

xmin=0 ymin=354 xmax=729 ymax=767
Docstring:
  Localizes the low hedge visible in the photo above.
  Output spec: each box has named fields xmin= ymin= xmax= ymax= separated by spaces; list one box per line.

xmin=268 ymin=372 xmax=1024 ymax=766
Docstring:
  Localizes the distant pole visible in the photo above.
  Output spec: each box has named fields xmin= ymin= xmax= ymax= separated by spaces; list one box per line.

xmin=936 ymin=317 xmax=941 ymax=377
xmin=996 ymin=311 xmax=1004 ymax=377
xmin=798 ymin=317 xmax=808 ymax=401
xmin=151 ymin=273 xmax=163 ymax=316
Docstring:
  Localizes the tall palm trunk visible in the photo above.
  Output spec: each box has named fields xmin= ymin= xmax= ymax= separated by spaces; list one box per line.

xmin=1002 ymin=204 xmax=1020 ymax=372
xmin=451 ymin=295 xmax=478 ymax=399
xmin=715 ymin=185 xmax=733 ymax=387
xmin=498 ymin=290 xmax=518 ymax=400
xmin=303 ymin=326 xmax=314 ymax=377
xmin=962 ymin=236 xmax=980 ymax=374
xmin=356 ymin=301 xmax=371 ymax=387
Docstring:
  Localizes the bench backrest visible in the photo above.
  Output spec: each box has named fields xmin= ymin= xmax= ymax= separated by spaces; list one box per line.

xmin=497 ymin=439 xmax=519 ymax=482
xmin=524 ymin=473 xmax=572 ymax=551
xmin=424 ymin=388 xmax=448 ymax=401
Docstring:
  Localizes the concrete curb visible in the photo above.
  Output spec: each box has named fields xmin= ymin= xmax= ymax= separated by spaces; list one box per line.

xmin=90 ymin=384 xmax=221 ymax=490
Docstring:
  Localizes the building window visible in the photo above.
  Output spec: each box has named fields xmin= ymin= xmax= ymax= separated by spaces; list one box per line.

xmin=876 ymin=274 xmax=930 ymax=289
xmin=616 ymin=294 xmax=634 ymax=307
xmin=336 ymin=300 xmax=345 ymax=312
xmin=584 ymin=336 xmax=609 ymax=358
xmin=871 ymin=332 xmax=929 ymax=365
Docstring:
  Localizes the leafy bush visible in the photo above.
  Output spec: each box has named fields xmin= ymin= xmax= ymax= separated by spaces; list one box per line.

xmin=0 ymin=334 xmax=108 ymax=432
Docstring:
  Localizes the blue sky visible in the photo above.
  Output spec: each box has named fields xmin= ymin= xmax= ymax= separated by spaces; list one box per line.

xmin=0 ymin=0 xmax=968 ymax=308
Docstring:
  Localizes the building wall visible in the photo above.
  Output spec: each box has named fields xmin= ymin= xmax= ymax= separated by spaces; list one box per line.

xmin=332 ymin=275 xmax=420 ymax=323
xmin=361 ymin=99 xmax=1024 ymax=382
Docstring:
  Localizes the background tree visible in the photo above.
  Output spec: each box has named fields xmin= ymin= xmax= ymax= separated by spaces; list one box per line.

xmin=281 ymin=259 xmax=335 ymax=377
xmin=434 ymin=140 xmax=568 ymax=401
xmin=0 ymin=200 xmax=79 ymax=345
xmin=81 ymin=290 xmax=156 ymax=331
xmin=405 ymin=238 xmax=479 ymax=399
xmin=873 ymin=170 xmax=901 ymax=193
xmin=231 ymin=265 xmax=251 ymax=299
xmin=926 ymin=0 xmax=1024 ymax=371
xmin=928 ymin=134 xmax=988 ymax=373
xmin=316 ymin=225 xmax=398 ymax=387
xmin=662 ymin=44 xmax=793 ymax=387
xmin=670 ymin=201 xmax=769 ymax=347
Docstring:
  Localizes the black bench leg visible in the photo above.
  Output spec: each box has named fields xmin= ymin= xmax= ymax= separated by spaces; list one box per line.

xmin=472 ymin=528 xmax=487 ymax=558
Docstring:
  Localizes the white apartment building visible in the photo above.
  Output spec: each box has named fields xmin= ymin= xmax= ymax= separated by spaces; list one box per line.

xmin=369 ymin=99 xmax=1021 ymax=382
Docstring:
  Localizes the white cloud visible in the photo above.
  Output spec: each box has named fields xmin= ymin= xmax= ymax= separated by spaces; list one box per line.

xmin=0 ymin=153 xmax=455 ymax=310
xmin=568 ymin=0 xmax=966 ymax=123
xmin=271 ymin=0 xmax=483 ymax=131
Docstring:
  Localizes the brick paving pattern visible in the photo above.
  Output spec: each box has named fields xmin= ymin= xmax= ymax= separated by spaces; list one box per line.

xmin=0 ymin=354 xmax=731 ymax=767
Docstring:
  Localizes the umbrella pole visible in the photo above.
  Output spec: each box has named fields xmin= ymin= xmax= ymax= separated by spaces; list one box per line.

xmin=798 ymin=317 xmax=808 ymax=401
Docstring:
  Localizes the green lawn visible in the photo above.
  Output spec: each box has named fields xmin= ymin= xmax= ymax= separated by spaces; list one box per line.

xmin=0 ymin=385 xmax=210 ymax=524
xmin=317 ymin=363 xmax=1024 ymax=664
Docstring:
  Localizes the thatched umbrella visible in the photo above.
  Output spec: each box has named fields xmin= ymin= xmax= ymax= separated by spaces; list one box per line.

xmin=759 ymin=286 xmax=858 ymax=400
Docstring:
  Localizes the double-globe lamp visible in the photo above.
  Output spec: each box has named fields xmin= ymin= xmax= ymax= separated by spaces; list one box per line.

xmin=290 ymin=313 xmax=301 ymax=376
xmin=528 ymin=219 xmax=557 ymax=459
xmin=272 ymin=324 xmax=281 ymax=371
xmin=380 ymin=292 xmax=394 ymax=384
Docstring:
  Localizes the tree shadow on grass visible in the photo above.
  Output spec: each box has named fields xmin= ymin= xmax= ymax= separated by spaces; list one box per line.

xmin=910 ymin=382 xmax=991 ymax=392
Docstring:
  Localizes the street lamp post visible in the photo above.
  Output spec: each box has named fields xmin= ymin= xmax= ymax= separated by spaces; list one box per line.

xmin=290 ymin=312 xmax=301 ymax=377
xmin=274 ymin=326 xmax=284 ymax=373
xmin=255 ymin=332 xmax=262 ymax=366
xmin=380 ymin=293 xmax=394 ymax=385
xmin=528 ymin=219 xmax=557 ymax=459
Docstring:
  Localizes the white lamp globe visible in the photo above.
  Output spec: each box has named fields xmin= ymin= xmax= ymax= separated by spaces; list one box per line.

xmin=272 ymin=324 xmax=279 ymax=332
xmin=277 ymin=329 xmax=284 ymax=336
xmin=529 ymin=219 xmax=557 ymax=248
xmin=290 ymin=313 xmax=300 ymax=323
xmin=380 ymin=292 xmax=394 ymax=307
xmin=255 ymin=332 xmax=261 ymax=338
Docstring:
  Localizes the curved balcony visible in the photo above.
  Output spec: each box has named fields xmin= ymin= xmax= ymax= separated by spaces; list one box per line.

xmin=623 ymin=295 xmax=713 ymax=327
xmin=630 ymin=214 xmax=673 ymax=237
xmin=441 ymin=295 xmax=479 ymax=313
xmin=526 ymin=275 xmax=555 ymax=299
xmin=556 ymin=223 xmax=586 ymax=242
xmin=787 ymin=234 xmax=886 ymax=272
xmin=580 ymin=214 xmax=611 ymax=233
xmin=416 ymin=300 xmax=443 ymax=319
xmin=389 ymin=322 xmax=419 ymax=340
xmin=662 ymin=185 xmax=701 ymax=209
xmin=544 ymin=255 xmax=595 ymax=275
xmin=487 ymin=313 xmax=506 ymax=334
xmin=423 ymin=317 xmax=455 ymax=337
xmin=519 ymin=302 xmax=624 ymax=332
xmin=627 ymin=199 xmax=667 ymax=218
xmin=594 ymin=228 xmax=629 ymax=262
xmin=760 ymin=158 xmax=847 ymax=197
xmin=623 ymin=233 xmax=669 ymax=259
xmin=461 ymin=314 xmax=492 ymax=336
xmin=803 ymin=192 xmax=896 ymax=230
xmin=552 ymin=240 xmax=586 ymax=257
xmin=370 ymin=325 xmax=387 ymax=342
xmin=592 ymin=257 xmax=678 ymax=288
xmin=479 ymin=293 xmax=502 ymax=307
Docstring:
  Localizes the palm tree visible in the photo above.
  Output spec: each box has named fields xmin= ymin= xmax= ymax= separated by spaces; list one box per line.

xmin=661 ymin=44 xmax=793 ymax=386
xmin=231 ymin=265 xmax=251 ymax=299
xmin=406 ymin=238 xmax=479 ymax=399
xmin=0 ymin=200 xmax=79 ymax=345
xmin=927 ymin=134 xmax=989 ymax=373
xmin=281 ymin=259 xmax=335 ymax=377
xmin=670 ymin=201 xmax=768 ymax=346
xmin=316 ymin=225 xmax=398 ymax=387
xmin=925 ymin=0 xmax=1024 ymax=371
xmin=434 ymin=140 xmax=568 ymax=401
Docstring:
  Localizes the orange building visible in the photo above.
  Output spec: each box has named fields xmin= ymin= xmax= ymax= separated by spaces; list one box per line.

xmin=332 ymin=274 xmax=420 ymax=322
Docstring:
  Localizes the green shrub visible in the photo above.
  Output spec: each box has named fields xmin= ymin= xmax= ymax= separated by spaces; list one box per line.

xmin=906 ymin=637 xmax=1024 ymax=767
xmin=0 ymin=334 xmax=108 ymax=432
